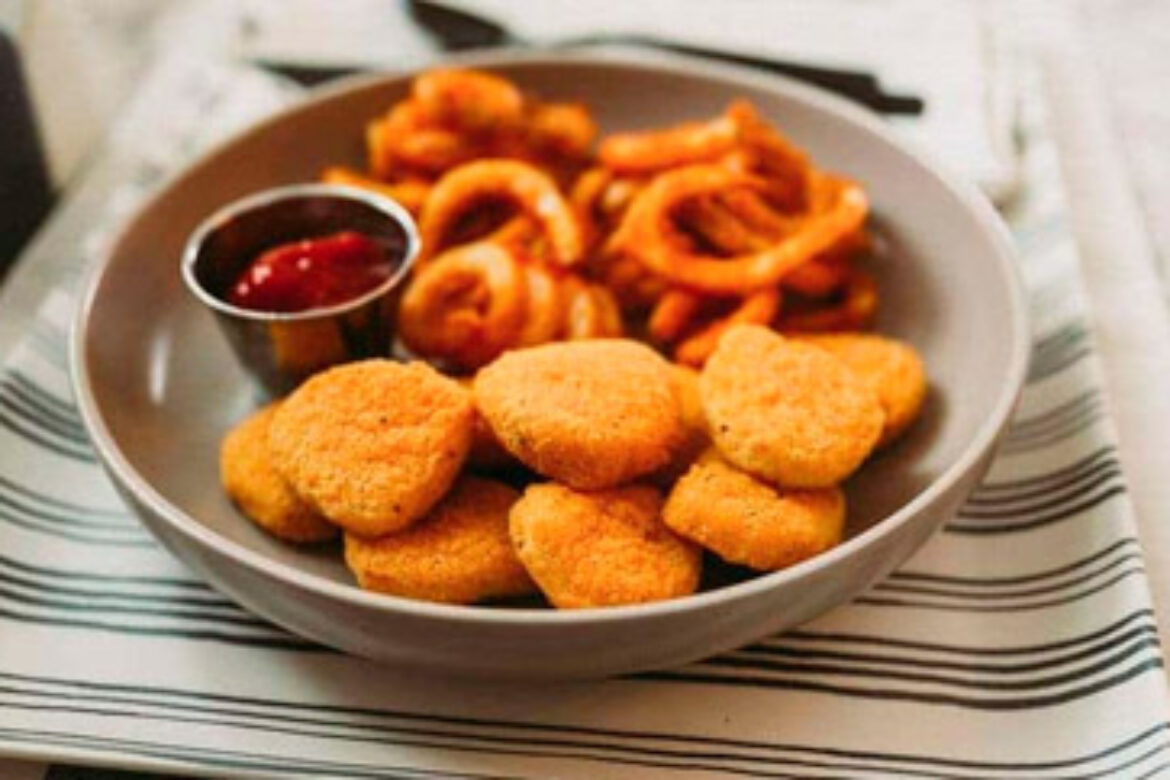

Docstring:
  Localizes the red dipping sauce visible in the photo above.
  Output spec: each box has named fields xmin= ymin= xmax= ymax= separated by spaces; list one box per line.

xmin=227 ymin=231 xmax=394 ymax=313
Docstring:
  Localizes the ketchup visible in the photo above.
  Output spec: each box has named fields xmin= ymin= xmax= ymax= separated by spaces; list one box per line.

xmin=227 ymin=231 xmax=394 ymax=313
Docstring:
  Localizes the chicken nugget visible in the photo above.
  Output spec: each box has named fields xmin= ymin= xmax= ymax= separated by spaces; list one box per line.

xmin=701 ymin=325 xmax=884 ymax=488
xmin=653 ymin=364 xmax=710 ymax=485
xmin=474 ymin=340 xmax=684 ymax=489
xmin=797 ymin=333 xmax=926 ymax=446
xmin=457 ymin=376 xmax=518 ymax=472
xmin=664 ymin=450 xmax=844 ymax=570
xmin=344 ymin=476 xmax=534 ymax=604
xmin=269 ymin=360 xmax=473 ymax=537
xmin=510 ymin=483 xmax=700 ymax=608
xmin=220 ymin=405 xmax=337 ymax=543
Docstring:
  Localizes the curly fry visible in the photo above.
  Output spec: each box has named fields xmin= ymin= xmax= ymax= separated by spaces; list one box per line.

xmin=570 ymin=167 xmax=614 ymax=248
xmin=398 ymin=242 xmax=528 ymax=370
xmin=716 ymin=189 xmax=798 ymax=238
xmin=528 ymin=102 xmax=598 ymax=160
xmin=726 ymin=100 xmax=812 ymax=211
xmin=674 ymin=288 xmax=783 ymax=367
xmin=587 ymin=248 xmax=669 ymax=312
xmin=484 ymin=215 xmax=541 ymax=249
xmin=782 ymin=255 xmax=850 ymax=297
xmin=516 ymin=264 xmax=566 ymax=347
xmin=419 ymin=159 xmax=585 ymax=267
xmin=412 ymin=69 xmax=525 ymax=133
xmin=598 ymin=177 xmax=647 ymax=219
xmin=599 ymin=115 xmax=740 ymax=174
xmin=648 ymin=290 xmax=703 ymax=344
xmin=613 ymin=165 xmax=868 ymax=295
xmin=677 ymin=197 xmax=768 ymax=254
xmin=563 ymin=278 xmax=624 ymax=339
xmin=320 ymin=167 xmax=430 ymax=216
xmin=779 ymin=269 xmax=878 ymax=333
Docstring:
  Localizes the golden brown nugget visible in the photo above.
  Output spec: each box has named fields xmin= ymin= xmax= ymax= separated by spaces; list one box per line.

xmin=797 ymin=333 xmax=927 ymax=446
xmin=457 ymin=377 xmax=518 ymax=471
xmin=654 ymin=364 xmax=710 ymax=485
xmin=474 ymin=340 xmax=685 ymax=489
xmin=664 ymin=450 xmax=845 ymax=571
xmin=510 ymin=483 xmax=701 ymax=608
xmin=269 ymin=360 xmax=473 ymax=537
xmin=220 ymin=405 xmax=337 ymax=543
xmin=344 ymin=476 xmax=534 ymax=604
xmin=701 ymin=325 xmax=885 ymax=488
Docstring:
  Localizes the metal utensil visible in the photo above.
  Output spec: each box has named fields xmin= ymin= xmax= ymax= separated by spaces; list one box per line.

xmin=181 ymin=184 xmax=419 ymax=396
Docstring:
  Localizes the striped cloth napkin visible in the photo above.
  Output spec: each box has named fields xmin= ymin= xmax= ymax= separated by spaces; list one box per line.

xmin=0 ymin=55 xmax=1167 ymax=778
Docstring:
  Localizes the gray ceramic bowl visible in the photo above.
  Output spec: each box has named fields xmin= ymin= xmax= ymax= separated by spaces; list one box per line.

xmin=72 ymin=51 xmax=1028 ymax=679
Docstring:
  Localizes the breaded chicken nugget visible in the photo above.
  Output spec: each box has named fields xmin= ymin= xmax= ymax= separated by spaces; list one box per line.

xmin=269 ymin=360 xmax=473 ymax=537
xmin=653 ymin=364 xmax=710 ymax=485
xmin=344 ymin=476 xmax=534 ymax=604
xmin=701 ymin=325 xmax=884 ymax=488
xmin=797 ymin=333 xmax=926 ymax=446
xmin=220 ymin=404 xmax=337 ymax=543
xmin=510 ymin=483 xmax=701 ymax=608
xmin=664 ymin=450 xmax=845 ymax=570
xmin=457 ymin=376 xmax=518 ymax=472
xmin=474 ymin=340 xmax=684 ymax=489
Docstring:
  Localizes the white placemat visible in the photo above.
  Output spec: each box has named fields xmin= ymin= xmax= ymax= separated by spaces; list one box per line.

xmin=0 ymin=53 xmax=1167 ymax=778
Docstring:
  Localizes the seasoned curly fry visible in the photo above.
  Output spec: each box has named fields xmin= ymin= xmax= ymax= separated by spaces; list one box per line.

xmin=600 ymin=114 xmax=740 ymax=173
xmin=726 ymin=100 xmax=812 ymax=211
xmin=782 ymin=255 xmax=850 ymax=298
xmin=677 ymin=197 xmax=769 ymax=254
xmin=570 ymin=167 xmax=614 ymax=248
xmin=779 ymin=269 xmax=878 ymax=332
xmin=516 ymin=264 xmax=566 ymax=347
xmin=563 ymin=278 xmax=624 ymax=339
xmin=412 ymin=69 xmax=525 ymax=133
xmin=419 ymin=160 xmax=585 ymax=267
xmin=648 ymin=289 xmax=703 ymax=344
xmin=674 ymin=288 xmax=783 ymax=367
xmin=528 ymin=102 xmax=598 ymax=160
xmin=398 ymin=242 xmax=528 ymax=370
xmin=613 ymin=165 xmax=868 ymax=294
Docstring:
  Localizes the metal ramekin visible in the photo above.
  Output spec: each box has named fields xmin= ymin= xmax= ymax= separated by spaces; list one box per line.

xmin=181 ymin=184 xmax=419 ymax=396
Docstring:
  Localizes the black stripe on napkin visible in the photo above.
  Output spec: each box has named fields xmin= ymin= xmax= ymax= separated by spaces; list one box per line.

xmin=0 ymin=475 xmax=152 ymax=546
xmin=947 ymin=483 xmax=1127 ymax=535
xmin=0 ymin=672 xmax=1168 ymax=778
xmin=873 ymin=538 xmax=1142 ymax=602
xmin=0 ymin=403 xmax=94 ymax=461
xmin=0 ymin=378 xmax=86 ymax=442
xmin=964 ymin=451 xmax=1120 ymax=506
xmin=1027 ymin=323 xmax=1092 ymax=383
xmin=973 ymin=446 xmax=1117 ymax=494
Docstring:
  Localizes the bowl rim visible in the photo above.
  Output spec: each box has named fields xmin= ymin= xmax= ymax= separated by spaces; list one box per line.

xmin=70 ymin=47 xmax=1030 ymax=627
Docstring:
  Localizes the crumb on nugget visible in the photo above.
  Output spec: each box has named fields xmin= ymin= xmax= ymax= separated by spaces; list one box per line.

xmin=797 ymin=333 xmax=927 ymax=446
xmin=344 ymin=476 xmax=534 ymax=604
xmin=474 ymin=340 xmax=685 ymax=489
xmin=664 ymin=450 xmax=844 ymax=571
xmin=701 ymin=325 xmax=884 ymax=488
xmin=509 ymin=483 xmax=701 ymax=609
xmin=269 ymin=360 xmax=473 ymax=537
xmin=219 ymin=404 xmax=337 ymax=543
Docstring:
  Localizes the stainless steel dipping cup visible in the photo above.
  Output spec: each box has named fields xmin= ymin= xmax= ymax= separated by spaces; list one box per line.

xmin=181 ymin=184 xmax=419 ymax=396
